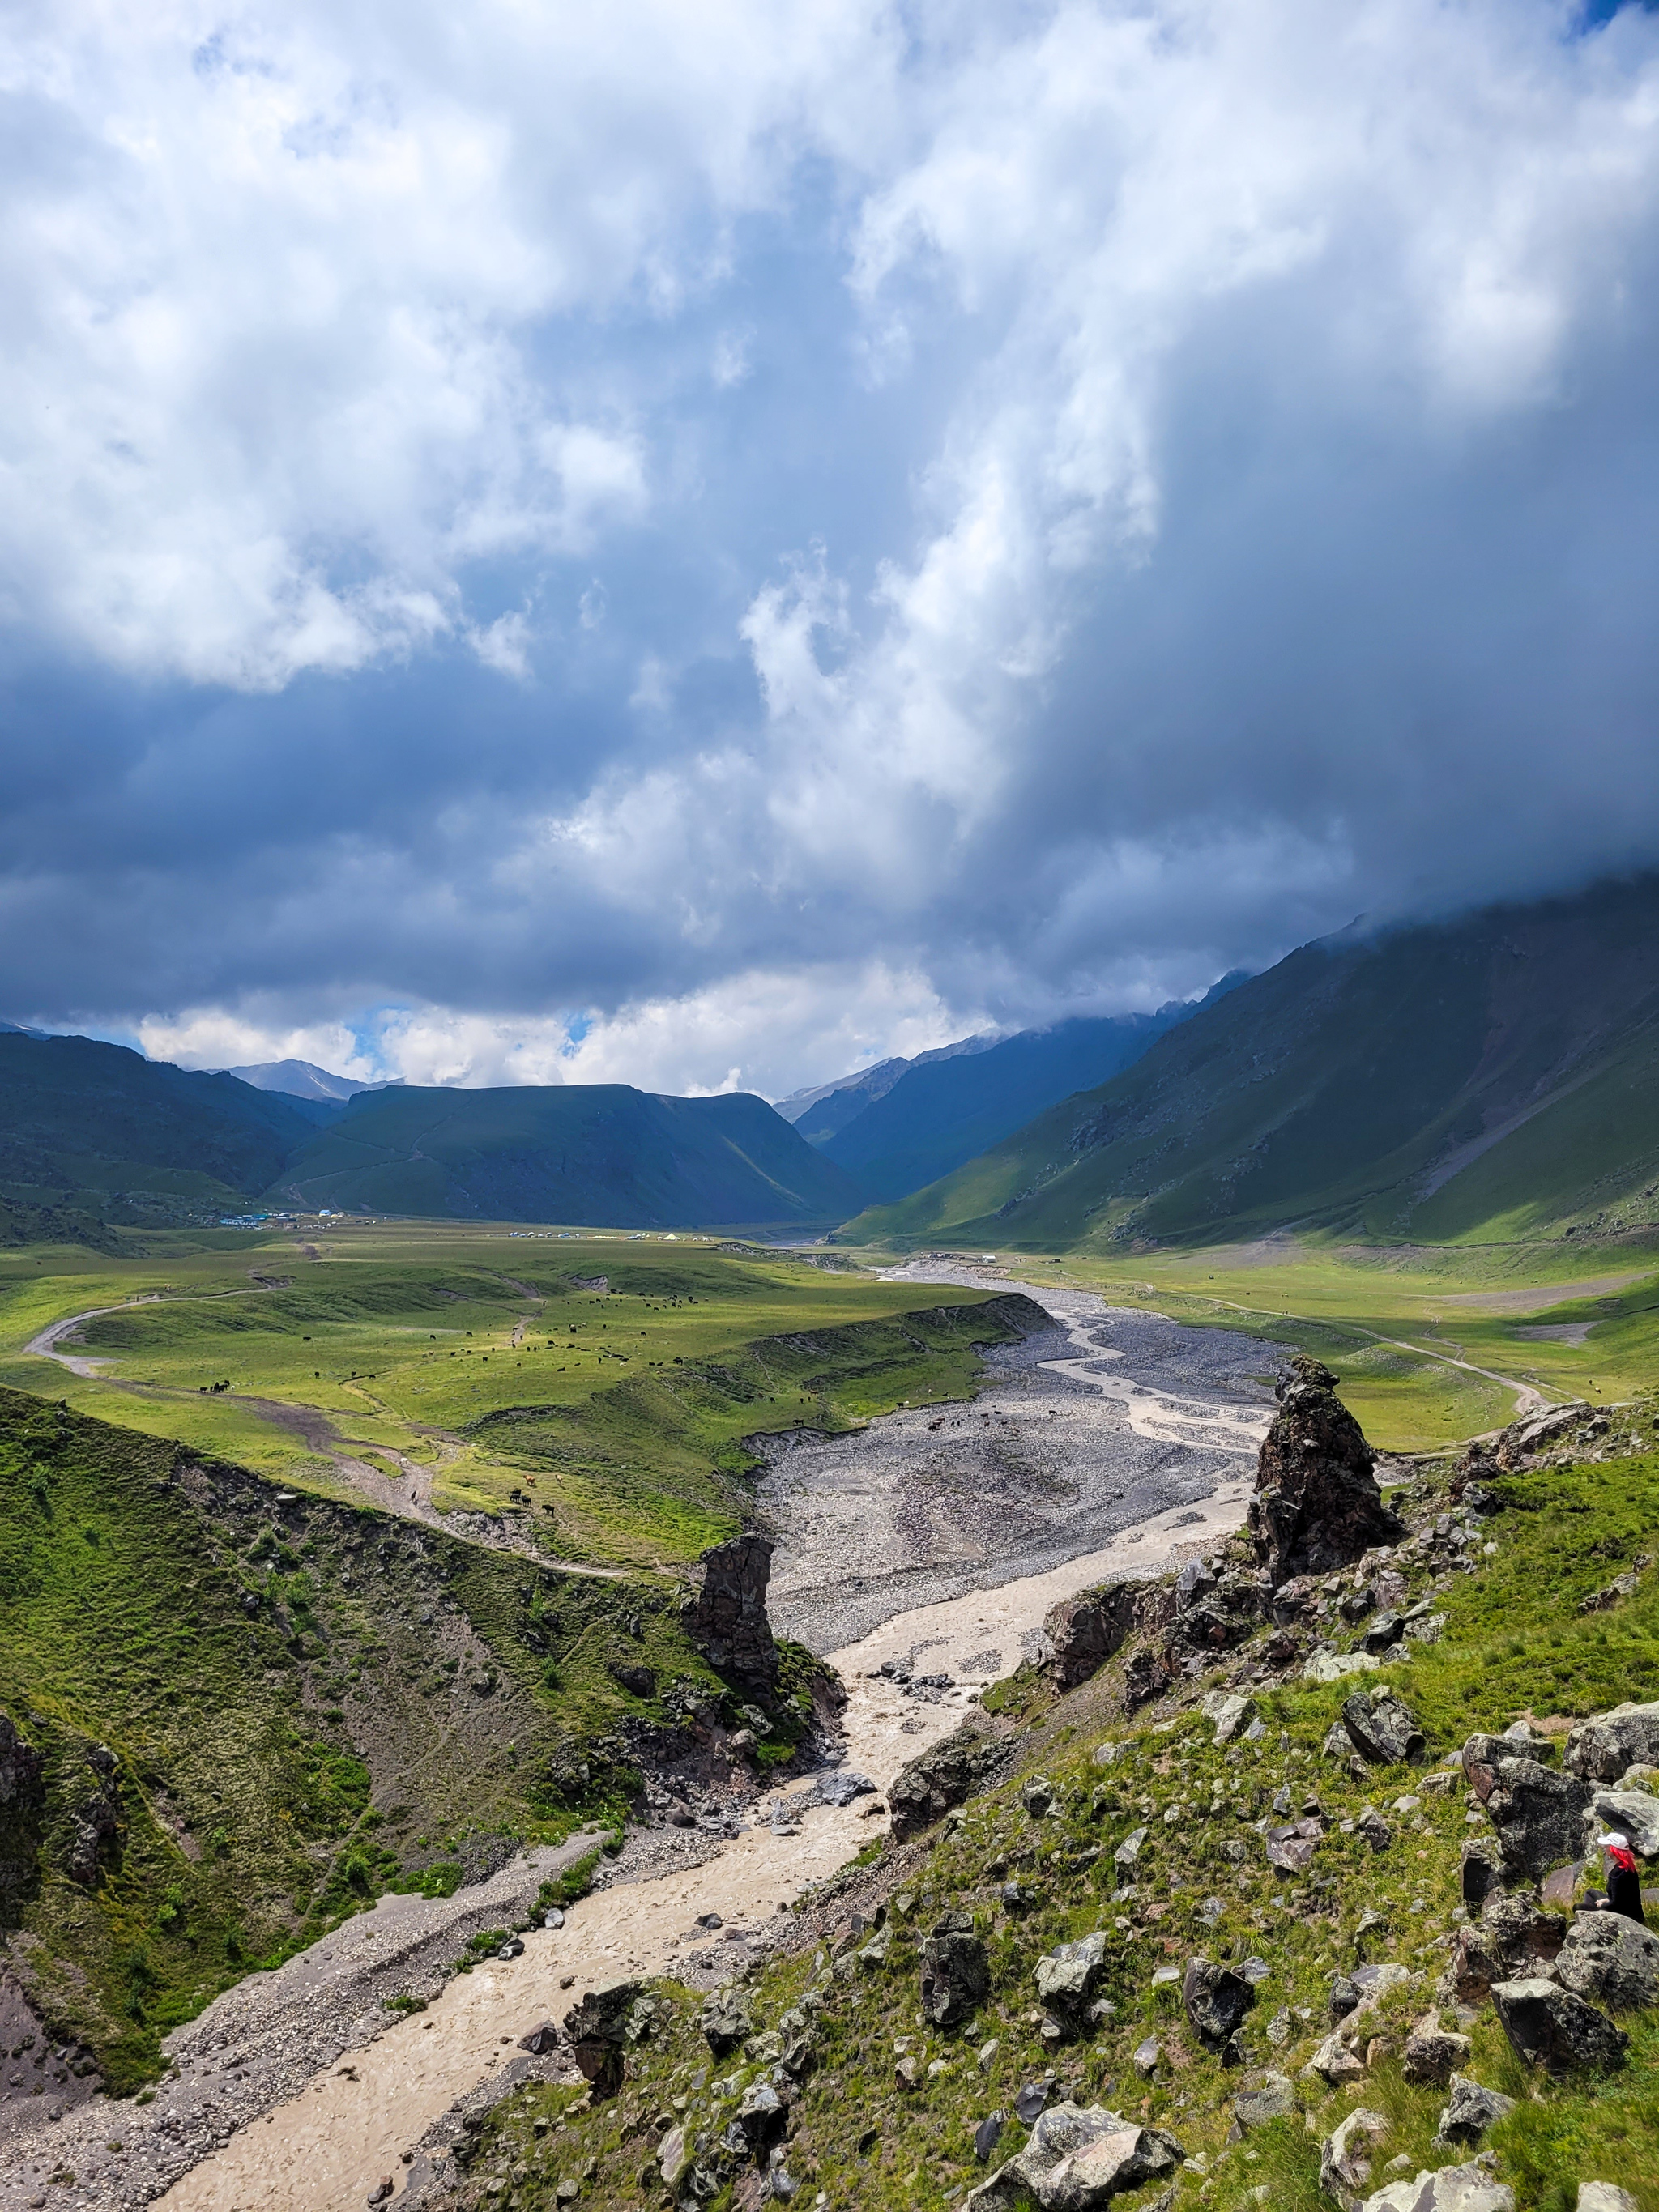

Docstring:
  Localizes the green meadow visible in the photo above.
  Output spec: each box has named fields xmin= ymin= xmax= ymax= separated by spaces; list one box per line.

xmin=0 ymin=1221 xmax=1019 ymax=1566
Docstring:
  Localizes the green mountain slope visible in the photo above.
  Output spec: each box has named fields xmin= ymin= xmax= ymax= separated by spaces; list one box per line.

xmin=268 ymin=1085 xmax=866 ymax=1226
xmin=816 ymin=993 xmax=1241 ymax=1203
xmin=0 ymin=1033 xmax=320 ymax=1211
xmin=0 ymin=1386 xmax=731 ymax=2089
xmin=841 ymin=874 xmax=1659 ymax=1251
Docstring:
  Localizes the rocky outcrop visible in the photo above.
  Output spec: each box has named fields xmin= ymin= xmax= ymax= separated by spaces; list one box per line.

xmin=1434 ymin=2076 xmax=1516 ymax=2147
xmin=1044 ymin=1582 xmax=1141 ymax=1690
xmin=889 ymin=1722 xmax=1009 ymax=1841
xmin=680 ymin=1534 xmax=778 ymax=1687
xmin=698 ymin=1986 xmax=753 ymax=2055
xmin=1321 ymin=2108 xmax=1389 ymax=2205
xmin=1402 ymin=2009 xmax=1470 ymax=2086
xmin=1034 ymin=1933 xmax=1109 ymax=2036
xmin=562 ymin=1979 xmax=645 ymax=2095
xmin=1554 ymin=1909 xmax=1659 ymax=2010
xmin=65 ymin=1744 xmax=121 ymax=1889
xmin=1248 ymin=1358 xmax=1400 ymax=1588
xmin=1490 ymin=1977 xmax=1627 ymax=2077
xmin=1495 ymin=1401 xmax=1593 ymax=1471
xmin=1442 ymin=1890 xmax=1566 ymax=2005
xmin=921 ymin=1912 xmax=990 ymax=2029
xmin=0 ymin=1709 xmax=45 ymax=1894
xmin=1483 ymin=1758 xmax=1593 ymax=1878
xmin=965 ymin=2101 xmax=1184 ymax=2210
xmin=1581 ymin=1785 xmax=1659 ymax=1860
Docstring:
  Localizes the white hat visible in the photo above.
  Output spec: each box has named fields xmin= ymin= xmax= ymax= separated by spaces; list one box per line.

xmin=1597 ymin=1831 xmax=1631 ymax=1849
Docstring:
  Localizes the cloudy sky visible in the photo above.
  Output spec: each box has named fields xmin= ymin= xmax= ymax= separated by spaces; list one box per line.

xmin=5 ymin=0 xmax=1659 ymax=1097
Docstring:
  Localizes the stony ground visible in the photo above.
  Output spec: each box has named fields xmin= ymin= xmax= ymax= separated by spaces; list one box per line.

xmin=757 ymin=1270 xmax=1290 ymax=1651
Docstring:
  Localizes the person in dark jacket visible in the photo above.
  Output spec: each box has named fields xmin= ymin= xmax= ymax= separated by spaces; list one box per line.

xmin=1597 ymin=1831 xmax=1647 ymax=1924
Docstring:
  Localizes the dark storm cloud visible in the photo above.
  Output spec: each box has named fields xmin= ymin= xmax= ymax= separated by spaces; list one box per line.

xmin=3 ymin=0 xmax=1659 ymax=1093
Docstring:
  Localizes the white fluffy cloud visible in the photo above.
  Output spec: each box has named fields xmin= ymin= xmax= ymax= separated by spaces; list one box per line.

xmin=10 ymin=0 xmax=1659 ymax=1089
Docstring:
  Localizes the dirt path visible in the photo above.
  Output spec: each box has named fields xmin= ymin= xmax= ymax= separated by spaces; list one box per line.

xmin=23 ymin=1294 xmax=167 ymax=1376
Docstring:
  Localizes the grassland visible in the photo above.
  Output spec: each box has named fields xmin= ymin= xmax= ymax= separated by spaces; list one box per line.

xmin=860 ymin=1234 xmax=1659 ymax=1454
xmin=0 ymin=1222 xmax=1020 ymax=1566
xmin=462 ymin=1430 xmax=1659 ymax=2212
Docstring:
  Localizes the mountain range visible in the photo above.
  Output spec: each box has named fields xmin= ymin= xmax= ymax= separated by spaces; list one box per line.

xmin=843 ymin=872 xmax=1659 ymax=1251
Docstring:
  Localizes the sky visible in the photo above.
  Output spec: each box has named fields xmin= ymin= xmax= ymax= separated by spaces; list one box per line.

xmin=4 ymin=0 xmax=1659 ymax=1100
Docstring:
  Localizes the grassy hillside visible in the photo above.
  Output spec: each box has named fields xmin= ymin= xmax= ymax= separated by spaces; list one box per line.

xmin=453 ymin=1417 xmax=1659 ymax=2212
xmin=840 ymin=875 xmax=1659 ymax=1255
xmin=0 ymin=1388 xmax=730 ymax=2091
xmin=817 ymin=999 xmax=1231 ymax=1204
xmin=0 ymin=1225 xmax=1026 ymax=1561
xmin=269 ymin=1085 xmax=866 ymax=1227
xmin=0 ymin=1031 xmax=318 ymax=1216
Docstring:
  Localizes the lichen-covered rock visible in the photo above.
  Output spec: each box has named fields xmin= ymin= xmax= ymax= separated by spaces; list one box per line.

xmin=1230 ymin=2073 xmax=1295 ymax=2134
xmin=923 ymin=1913 xmax=992 ymax=2029
xmin=1360 ymin=2163 xmax=1515 ymax=2212
xmin=1320 ymin=2108 xmax=1388 ymax=2204
xmin=1442 ymin=1892 xmax=1565 ymax=2004
xmin=65 ymin=1744 xmax=121 ymax=1888
xmin=964 ymin=2101 xmax=1183 ymax=2210
xmin=1566 ymin=1703 xmax=1659 ymax=1781
xmin=1576 ymin=2186 xmax=1640 ymax=2212
xmin=1034 ymin=1933 xmax=1108 ymax=2031
xmin=889 ymin=1723 xmax=1007 ymax=1841
xmin=1554 ymin=1909 xmax=1659 ymax=2010
xmin=1581 ymin=1785 xmax=1659 ymax=1860
xmin=680 ymin=1532 xmax=778 ymax=1686
xmin=1491 ymin=1977 xmax=1628 ymax=2077
xmin=1248 ymin=1357 xmax=1400 ymax=1588
xmin=1486 ymin=1758 xmax=1593 ymax=1877
xmin=1044 ymin=1583 xmax=1141 ymax=1690
xmin=1182 ymin=1958 xmax=1254 ymax=2052
xmin=1342 ymin=1690 xmax=1425 ymax=1767
xmin=1434 ymin=2074 xmax=1516 ymax=2146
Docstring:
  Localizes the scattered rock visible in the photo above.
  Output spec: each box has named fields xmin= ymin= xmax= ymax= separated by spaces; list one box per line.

xmin=1023 ymin=1777 xmax=1056 ymax=1818
xmin=1306 ymin=1652 xmax=1381 ymax=1686
xmin=1341 ymin=1690 xmax=1426 ymax=1767
xmin=1248 ymin=1357 xmax=1400 ymax=1588
xmin=1434 ymin=2074 xmax=1516 ymax=2147
xmin=1460 ymin=1837 xmax=1507 ymax=1909
xmin=1132 ymin=2037 xmax=1161 ymax=2078
xmin=1357 ymin=1807 xmax=1393 ymax=1852
xmin=1554 ymin=1908 xmax=1659 ymax=2010
xmin=1112 ymin=1826 xmax=1149 ymax=1874
xmin=608 ymin=1660 xmax=655 ymax=1698
xmin=65 ymin=1743 xmax=121 ymax=1887
xmin=1402 ymin=2009 xmax=1471 ymax=2086
xmin=975 ymin=2113 xmax=1006 ymax=2163
xmin=1266 ymin=1816 xmax=1323 ymax=1874
xmin=1201 ymin=1690 xmax=1256 ymax=1745
xmin=922 ymin=1913 xmax=992 ymax=2029
xmin=698 ymin=1987 xmax=753 ymax=2056
xmin=1496 ymin=1400 xmax=1593 ymax=1469
xmin=1576 ymin=2187 xmax=1640 ymax=2212
xmin=1582 ymin=1785 xmax=1659 ymax=1860
xmin=1303 ymin=2033 xmax=1365 ymax=2086
xmin=817 ymin=1769 xmax=876 ymax=1809
xmin=1490 ymin=1977 xmax=1628 ymax=2077
xmin=658 ymin=2122 xmax=690 ymax=2193
xmin=1014 ymin=2082 xmax=1052 ymax=2125
xmin=1183 ymin=1958 xmax=1255 ymax=2052
xmin=518 ymin=2019 xmax=560 ymax=2055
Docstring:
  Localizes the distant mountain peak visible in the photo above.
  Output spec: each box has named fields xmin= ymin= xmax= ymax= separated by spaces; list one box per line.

xmin=223 ymin=1058 xmax=394 ymax=1105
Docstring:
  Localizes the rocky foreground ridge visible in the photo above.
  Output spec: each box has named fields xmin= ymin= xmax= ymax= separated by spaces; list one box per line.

xmin=427 ymin=1368 xmax=1659 ymax=2212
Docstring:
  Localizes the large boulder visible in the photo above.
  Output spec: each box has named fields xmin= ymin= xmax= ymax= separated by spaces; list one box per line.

xmin=1565 ymin=1703 xmax=1659 ymax=1782
xmin=922 ymin=1913 xmax=992 ymax=2029
xmin=698 ymin=1986 xmax=753 ymax=2054
xmin=1485 ymin=1758 xmax=1593 ymax=1877
xmin=1554 ymin=1910 xmax=1659 ymax=2010
xmin=964 ymin=2101 xmax=1183 ymax=2211
xmin=680 ymin=1533 xmax=778 ymax=1687
xmin=1495 ymin=1400 xmax=1593 ymax=1470
xmin=1034 ymin=1932 xmax=1108 ymax=2033
xmin=1402 ymin=2009 xmax=1471 ymax=2086
xmin=1320 ymin=2109 xmax=1389 ymax=2206
xmin=1360 ymin=2164 xmax=1515 ymax=2212
xmin=1490 ymin=1977 xmax=1628 ymax=2077
xmin=889 ymin=1722 xmax=1008 ymax=1841
xmin=1342 ymin=1690 xmax=1426 ymax=1767
xmin=1045 ymin=1583 xmax=1141 ymax=1690
xmin=1183 ymin=1958 xmax=1254 ymax=2052
xmin=562 ymin=1979 xmax=645 ymax=2095
xmin=1248 ymin=1357 xmax=1400 ymax=1588
xmin=1442 ymin=1891 xmax=1565 ymax=2005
